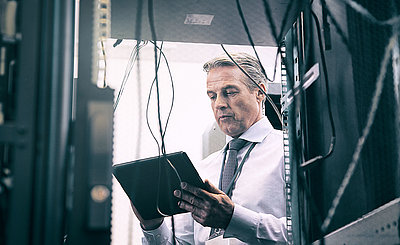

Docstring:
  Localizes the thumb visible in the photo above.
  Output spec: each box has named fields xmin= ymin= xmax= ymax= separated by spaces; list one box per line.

xmin=204 ymin=179 xmax=224 ymax=194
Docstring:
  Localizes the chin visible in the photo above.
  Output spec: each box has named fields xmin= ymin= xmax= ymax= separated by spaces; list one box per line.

xmin=220 ymin=123 xmax=245 ymax=137
xmin=225 ymin=129 xmax=244 ymax=138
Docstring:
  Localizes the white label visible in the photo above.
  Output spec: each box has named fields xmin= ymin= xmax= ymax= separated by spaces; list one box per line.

xmin=184 ymin=14 xmax=214 ymax=25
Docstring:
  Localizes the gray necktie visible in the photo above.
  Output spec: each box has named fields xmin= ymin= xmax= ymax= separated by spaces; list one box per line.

xmin=209 ymin=138 xmax=248 ymax=240
xmin=221 ymin=138 xmax=248 ymax=196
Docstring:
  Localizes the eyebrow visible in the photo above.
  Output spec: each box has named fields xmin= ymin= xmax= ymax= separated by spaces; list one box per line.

xmin=222 ymin=85 xmax=239 ymax=90
xmin=207 ymin=84 xmax=239 ymax=93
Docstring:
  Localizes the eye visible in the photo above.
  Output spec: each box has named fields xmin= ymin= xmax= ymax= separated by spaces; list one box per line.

xmin=225 ymin=90 xmax=238 ymax=97
xmin=207 ymin=93 xmax=216 ymax=100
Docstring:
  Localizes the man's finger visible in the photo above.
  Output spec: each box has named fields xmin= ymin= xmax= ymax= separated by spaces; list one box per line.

xmin=181 ymin=182 xmax=209 ymax=198
xmin=204 ymin=179 xmax=224 ymax=194
xmin=180 ymin=182 xmax=200 ymax=195
xmin=178 ymin=199 xmax=200 ymax=215
xmin=181 ymin=181 xmax=220 ymax=202
xmin=176 ymin=188 xmax=202 ymax=207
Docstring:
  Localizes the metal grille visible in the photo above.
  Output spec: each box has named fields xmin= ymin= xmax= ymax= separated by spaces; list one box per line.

xmin=281 ymin=41 xmax=293 ymax=244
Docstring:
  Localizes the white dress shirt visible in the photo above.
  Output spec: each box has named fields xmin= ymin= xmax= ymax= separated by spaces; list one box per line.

xmin=142 ymin=116 xmax=287 ymax=244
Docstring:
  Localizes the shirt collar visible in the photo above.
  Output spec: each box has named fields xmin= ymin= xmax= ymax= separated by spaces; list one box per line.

xmin=226 ymin=116 xmax=274 ymax=144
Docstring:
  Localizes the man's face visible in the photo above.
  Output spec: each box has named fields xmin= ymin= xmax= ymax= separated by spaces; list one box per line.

xmin=206 ymin=66 xmax=265 ymax=138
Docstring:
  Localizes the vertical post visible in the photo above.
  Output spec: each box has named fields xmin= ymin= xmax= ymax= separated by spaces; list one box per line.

xmin=65 ymin=0 xmax=114 ymax=244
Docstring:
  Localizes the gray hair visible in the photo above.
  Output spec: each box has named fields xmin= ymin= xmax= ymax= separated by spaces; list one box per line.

xmin=203 ymin=52 xmax=267 ymax=93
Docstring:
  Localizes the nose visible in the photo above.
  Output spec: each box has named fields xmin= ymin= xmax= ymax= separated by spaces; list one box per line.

xmin=214 ymin=94 xmax=227 ymax=110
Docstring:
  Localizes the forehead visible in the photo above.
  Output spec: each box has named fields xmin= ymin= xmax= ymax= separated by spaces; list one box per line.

xmin=206 ymin=66 xmax=247 ymax=90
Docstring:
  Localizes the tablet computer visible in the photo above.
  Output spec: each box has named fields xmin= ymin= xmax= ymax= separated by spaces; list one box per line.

xmin=112 ymin=151 xmax=205 ymax=220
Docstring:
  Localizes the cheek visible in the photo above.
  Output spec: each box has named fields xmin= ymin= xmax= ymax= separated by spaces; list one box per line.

xmin=211 ymin=103 xmax=217 ymax=116
xmin=234 ymin=100 xmax=253 ymax=114
xmin=235 ymin=100 xmax=259 ymax=121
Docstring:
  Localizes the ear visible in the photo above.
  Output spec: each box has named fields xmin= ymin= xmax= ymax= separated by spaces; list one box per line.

xmin=256 ymin=83 xmax=267 ymax=102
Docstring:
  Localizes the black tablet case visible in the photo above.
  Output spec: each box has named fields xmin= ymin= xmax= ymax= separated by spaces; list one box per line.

xmin=112 ymin=151 xmax=205 ymax=220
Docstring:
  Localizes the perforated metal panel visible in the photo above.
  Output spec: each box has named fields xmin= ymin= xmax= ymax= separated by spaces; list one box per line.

xmin=111 ymin=0 xmax=303 ymax=46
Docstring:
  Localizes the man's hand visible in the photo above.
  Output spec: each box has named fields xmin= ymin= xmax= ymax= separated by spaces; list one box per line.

xmin=173 ymin=179 xmax=234 ymax=229
xmin=130 ymin=201 xmax=164 ymax=230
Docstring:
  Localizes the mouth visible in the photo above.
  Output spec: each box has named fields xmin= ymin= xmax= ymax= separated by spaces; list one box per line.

xmin=219 ymin=115 xmax=233 ymax=121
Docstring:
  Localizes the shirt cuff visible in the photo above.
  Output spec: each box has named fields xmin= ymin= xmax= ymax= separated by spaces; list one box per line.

xmin=224 ymin=204 xmax=287 ymax=243
xmin=142 ymin=221 xmax=170 ymax=244
xmin=224 ymin=204 xmax=259 ymax=240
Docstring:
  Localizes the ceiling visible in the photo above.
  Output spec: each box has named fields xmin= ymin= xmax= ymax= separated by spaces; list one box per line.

xmin=110 ymin=0 xmax=303 ymax=46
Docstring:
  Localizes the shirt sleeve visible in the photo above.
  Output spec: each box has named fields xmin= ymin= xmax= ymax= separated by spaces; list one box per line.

xmin=142 ymin=214 xmax=195 ymax=245
xmin=223 ymin=204 xmax=287 ymax=244
xmin=142 ymin=221 xmax=172 ymax=245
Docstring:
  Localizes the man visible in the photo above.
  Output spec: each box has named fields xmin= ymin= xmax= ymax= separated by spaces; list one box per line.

xmin=133 ymin=53 xmax=287 ymax=244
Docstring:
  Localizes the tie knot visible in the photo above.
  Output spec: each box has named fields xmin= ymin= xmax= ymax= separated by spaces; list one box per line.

xmin=228 ymin=138 xmax=248 ymax=151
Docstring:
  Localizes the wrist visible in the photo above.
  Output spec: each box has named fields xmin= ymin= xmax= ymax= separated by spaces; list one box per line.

xmin=140 ymin=219 xmax=163 ymax=231
xmin=223 ymin=202 xmax=235 ymax=229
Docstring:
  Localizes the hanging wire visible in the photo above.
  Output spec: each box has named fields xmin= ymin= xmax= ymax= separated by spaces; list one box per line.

xmin=234 ymin=0 xmax=283 ymax=83
xmin=234 ymin=0 xmax=274 ymax=82
xmin=257 ymin=0 xmax=296 ymax=96
xmin=149 ymin=41 xmax=175 ymax=139
xmin=147 ymin=0 xmax=165 ymax=155
xmin=147 ymin=0 xmax=177 ymax=242
xmin=317 ymin=0 xmax=352 ymax=54
xmin=100 ymin=38 xmax=107 ymax=88
xmin=145 ymin=41 xmax=176 ymax=157
xmin=145 ymin=42 xmax=163 ymax=157
xmin=260 ymin=0 xmax=279 ymax=43
xmin=258 ymin=0 xmax=297 ymax=84
xmin=113 ymin=41 xmax=148 ymax=111
xmin=143 ymin=41 xmax=182 ymax=222
xmin=232 ymin=0 xmax=286 ymax=128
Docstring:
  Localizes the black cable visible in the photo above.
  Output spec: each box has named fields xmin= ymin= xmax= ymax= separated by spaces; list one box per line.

xmin=234 ymin=0 xmax=286 ymax=84
xmin=135 ymin=0 xmax=144 ymax=43
xmin=277 ymin=0 xmax=298 ymax=42
xmin=259 ymin=0 xmax=297 ymax=95
xmin=145 ymin=41 xmax=176 ymax=155
xmin=113 ymin=41 xmax=147 ymax=111
xmin=235 ymin=0 xmax=297 ymax=95
xmin=260 ymin=0 xmax=279 ymax=43
xmin=147 ymin=0 xmax=176 ymax=242
xmin=147 ymin=0 xmax=166 ymax=155
xmin=234 ymin=0 xmax=297 ymax=123
xmin=113 ymin=39 xmax=123 ymax=48
xmin=260 ymin=0 xmax=299 ymax=94
xmin=145 ymin=44 xmax=181 ymax=234
xmin=150 ymin=42 xmax=183 ymax=218
xmin=153 ymin=45 xmax=165 ymax=155
xmin=235 ymin=0 xmax=273 ymax=82
xmin=267 ymin=0 xmax=301 ymax=86
xmin=143 ymin=42 xmax=180 ymax=223
xmin=319 ymin=0 xmax=352 ymax=54
xmin=147 ymin=42 xmax=183 ymax=228
xmin=145 ymin=43 xmax=164 ymax=156
xmin=300 ymin=10 xmax=336 ymax=170
xmin=100 ymin=38 xmax=107 ymax=88
xmin=321 ymin=1 xmax=332 ymax=50
xmin=149 ymin=41 xmax=175 ymax=139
